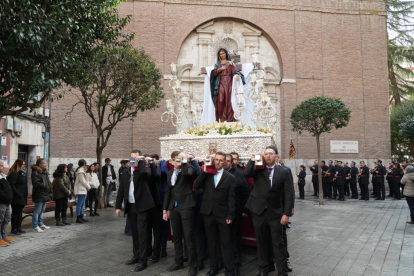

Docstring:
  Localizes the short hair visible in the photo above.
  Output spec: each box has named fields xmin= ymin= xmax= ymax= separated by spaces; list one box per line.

xmin=360 ymin=161 xmax=365 ymax=164
xmin=321 ymin=160 xmax=326 ymax=164
xmin=120 ymin=160 xmax=125 ymax=164
xmin=150 ymin=154 xmax=160 ymax=160
xmin=225 ymin=154 xmax=234 ymax=163
xmin=171 ymin=151 xmax=181 ymax=159
xmin=377 ymin=159 xmax=382 ymax=164
xmin=78 ymin=159 xmax=87 ymax=167
xmin=406 ymin=166 xmax=414 ymax=174
xmin=131 ymin=150 xmax=142 ymax=155
xmin=215 ymin=151 xmax=226 ymax=159
xmin=230 ymin=152 xmax=239 ymax=159
xmin=300 ymin=165 xmax=305 ymax=169
xmin=104 ymin=158 xmax=111 ymax=162
xmin=265 ymin=145 xmax=278 ymax=154
xmin=351 ymin=161 xmax=356 ymax=166
xmin=36 ymin=158 xmax=46 ymax=166
xmin=329 ymin=160 xmax=333 ymax=163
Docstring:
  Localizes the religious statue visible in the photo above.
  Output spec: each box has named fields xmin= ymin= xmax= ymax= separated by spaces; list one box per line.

xmin=210 ymin=48 xmax=245 ymax=122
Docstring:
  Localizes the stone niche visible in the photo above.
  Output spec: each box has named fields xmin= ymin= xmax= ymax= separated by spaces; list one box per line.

xmin=173 ymin=19 xmax=283 ymax=148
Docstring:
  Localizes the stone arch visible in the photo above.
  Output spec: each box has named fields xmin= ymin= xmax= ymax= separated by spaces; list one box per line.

xmin=174 ymin=17 xmax=284 ymax=80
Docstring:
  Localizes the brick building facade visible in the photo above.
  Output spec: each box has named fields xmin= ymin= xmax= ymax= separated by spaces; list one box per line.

xmin=50 ymin=0 xmax=390 ymax=167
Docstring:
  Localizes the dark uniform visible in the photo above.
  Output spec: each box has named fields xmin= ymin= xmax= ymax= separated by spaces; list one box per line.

xmin=310 ymin=165 xmax=319 ymax=196
xmin=386 ymin=165 xmax=394 ymax=197
xmin=374 ymin=165 xmax=386 ymax=200
xmin=391 ymin=167 xmax=403 ymax=200
xmin=329 ymin=165 xmax=337 ymax=199
xmin=350 ymin=166 xmax=359 ymax=199
xmin=344 ymin=165 xmax=351 ymax=196
xmin=359 ymin=166 xmax=370 ymax=200
xmin=336 ymin=166 xmax=346 ymax=201
xmin=298 ymin=170 xmax=306 ymax=199
xmin=371 ymin=166 xmax=377 ymax=197
xmin=321 ymin=165 xmax=329 ymax=198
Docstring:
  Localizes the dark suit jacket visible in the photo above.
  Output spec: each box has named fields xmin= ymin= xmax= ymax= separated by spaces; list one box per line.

xmin=244 ymin=160 xmax=293 ymax=218
xmin=102 ymin=164 xmax=117 ymax=185
xmin=163 ymin=161 xmax=198 ymax=211
xmin=116 ymin=160 xmax=155 ymax=214
xmin=228 ymin=164 xmax=250 ymax=215
xmin=149 ymin=163 xmax=162 ymax=205
xmin=193 ymin=169 xmax=236 ymax=221
xmin=298 ymin=170 xmax=306 ymax=185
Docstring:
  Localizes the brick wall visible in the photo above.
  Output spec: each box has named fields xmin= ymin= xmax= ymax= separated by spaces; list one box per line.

xmin=50 ymin=0 xmax=390 ymax=162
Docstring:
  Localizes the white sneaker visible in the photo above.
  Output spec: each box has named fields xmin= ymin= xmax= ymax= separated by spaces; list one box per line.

xmin=40 ymin=225 xmax=50 ymax=230
xmin=33 ymin=226 xmax=44 ymax=232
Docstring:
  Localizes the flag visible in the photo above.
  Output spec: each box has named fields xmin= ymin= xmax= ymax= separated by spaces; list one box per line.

xmin=289 ymin=139 xmax=297 ymax=160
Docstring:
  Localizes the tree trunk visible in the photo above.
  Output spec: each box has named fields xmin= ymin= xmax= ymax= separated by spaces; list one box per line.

xmin=97 ymin=140 xmax=104 ymax=209
xmin=316 ymin=134 xmax=324 ymax=205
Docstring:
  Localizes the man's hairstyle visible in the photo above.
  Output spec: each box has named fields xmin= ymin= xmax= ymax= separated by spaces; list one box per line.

xmin=321 ymin=160 xmax=326 ymax=164
xmin=150 ymin=154 xmax=160 ymax=160
xmin=265 ymin=145 xmax=278 ymax=154
xmin=230 ymin=152 xmax=239 ymax=159
xmin=351 ymin=161 xmax=356 ymax=166
xmin=131 ymin=150 xmax=142 ymax=155
xmin=215 ymin=151 xmax=226 ymax=158
xmin=36 ymin=158 xmax=45 ymax=166
xmin=225 ymin=154 xmax=234 ymax=163
xmin=104 ymin=158 xmax=111 ymax=162
xmin=171 ymin=151 xmax=181 ymax=159
xmin=329 ymin=160 xmax=333 ymax=163
xmin=300 ymin=165 xmax=305 ymax=169
xmin=360 ymin=161 xmax=365 ymax=164
xmin=377 ymin=159 xmax=382 ymax=164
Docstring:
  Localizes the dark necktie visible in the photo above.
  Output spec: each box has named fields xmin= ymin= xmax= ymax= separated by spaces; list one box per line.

xmin=268 ymin=167 xmax=273 ymax=187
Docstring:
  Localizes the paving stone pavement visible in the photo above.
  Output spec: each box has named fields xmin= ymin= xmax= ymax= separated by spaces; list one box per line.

xmin=1 ymin=194 xmax=413 ymax=276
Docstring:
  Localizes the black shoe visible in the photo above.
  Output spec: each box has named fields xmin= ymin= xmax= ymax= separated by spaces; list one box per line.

xmin=183 ymin=256 xmax=188 ymax=262
xmin=81 ymin=215 xmax=88 ymax=222
xmin=62 ymin=218 xmax=71 ymax=225
xmin=256 ymin=272 xmax=268 ymax=276
xmin=94 ymin=212 xmax=100 ymax=216
xmin=268 ymin=264 xmax=275 ymax=272
xmin=375 ymin=198 xmax=381 ymax=200
xmin=126 ymin=257 xmax=140 ymax=265
xmin=365 ymin=199 xmax=369 ymax=201
xmin=76 ymin=215 xmax=84 ymax=223
xmin=134 ymin=262 xmax=147 ymax=272
xmin=188 ymin=267 xmax=197 ymax=276
xmin=124 ymin=230 xmax=132 ymax=236
xmin=359 ymin=198 xmax=364 ymax=200
xmin=206 ymin=268 xmax=219 ymax=276
xmin=150 ymin=254 xmax=160 ymax=263
xmin=197 ymin=261 xmax=204 ymax=270
xmin=286 ymin=223 xmax=291 ymax=229
xmin=387 ymin=194 xmax=393 ymax=197
xmin=286 ymin=259 xmax=293 ymax=272
xmin=17 ymin=228 xmax=26 ymax=234
xmin=107 ymin=204 xmax=113 ymax=207
xmin=233 ymin=266 xmax=240 ymax=276
xmin=217 ymin=262 xmax=224 ymax=271
xmin=168 ymin=262 xmax=184 ymax=272
xmin=89 ymin=212 xmax=95 ymax=217
xmin=56 ymin=219 xmax=65 ymax=226
xmin=161 ymin=248 xmax=167 ymax=257
xmin=11 ymin=229 xmax=21 ymax=235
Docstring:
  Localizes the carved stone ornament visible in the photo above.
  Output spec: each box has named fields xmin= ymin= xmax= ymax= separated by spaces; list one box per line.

xmin=159 ymin=132 xmax=276 ymax=162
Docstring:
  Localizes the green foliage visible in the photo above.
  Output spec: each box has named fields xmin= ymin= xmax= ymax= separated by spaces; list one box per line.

xmin=390 ymin=100 xmax=414 ymax=159
xmin=386 ymin=0 xmax=414 ymax=104
xmin=290 ymin=96 xmax=351 ymax=137
xmin=0 ymin=0 xmax=131 ymax=117
xmin=71 ymin=46 xmax=163 ymax=148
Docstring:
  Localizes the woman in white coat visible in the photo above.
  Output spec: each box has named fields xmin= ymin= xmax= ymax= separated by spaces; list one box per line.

xmin=86 ymin=164 xmax=100 ymax=217
xmin=74 ymin=159 xmax=90 ymax=223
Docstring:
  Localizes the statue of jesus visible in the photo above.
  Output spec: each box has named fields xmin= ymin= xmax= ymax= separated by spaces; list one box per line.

xmin=210 ymin=48 xmax=245 ymax=122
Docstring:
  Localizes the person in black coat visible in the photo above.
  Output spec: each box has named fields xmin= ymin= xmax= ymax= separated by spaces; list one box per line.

xmin=146 ymin=154 xmax=163 ymax=262
xmin=374 ymin=160 xmax=386 ymax=200
xmin=102 ymin=158 xmax=116 ymax=207
xmin=163 ymin=151 xmax=200 ymax=276
xmin=7 ymin=159 xmax=28 ymax=235
xmin=194 ymin=151 xmax=236 ymax=276
xmin=359 ymin=161 xmax=370 ymax=200
xmin=335 ymin=161 xmax=346 ymax=201
xmin=349 ymin=162 xmax=359 ymax=199
xmin=0 ymin=161 xmax=14 ymax=245
xmin=309 ymin=161 xmax=319 ymax=196
xmin=224 ymin=154 xmax=250 ymax=275
xmin=116 ymin=150 xmax=154 ymax=272
xmin=244 ymin=146 xmax=293 ymax=276
xmin=31 ymin=158 xmax=52 ymax=231
xmin=321 ymin=161 xmax=329 ymax=199
xmin=297 ymin=165 xmax=306 ymax=199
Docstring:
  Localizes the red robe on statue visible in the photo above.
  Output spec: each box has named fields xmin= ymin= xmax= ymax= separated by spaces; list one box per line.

xmin=213 ymin=61 xmax=236 ymax=122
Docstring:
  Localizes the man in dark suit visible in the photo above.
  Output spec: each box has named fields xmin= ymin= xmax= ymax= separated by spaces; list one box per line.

xmin=224 ymin=154 xmax=250 ymax=276
xmin=335 ymin=161 xmax=346 ymax=201
xmin=194 ymin=151 xmax=236 ymax=276
xmin=349 ymin=162 xmax=359 ymax=199
xmin=102 ymin=158 xmax=116 ymax=207
xmin=374 ymin=159 xmax=386 ymax=200
xmin=244 ymin=146 xmax=293 ymax=276
xmin=146 ymin=154 xmax=163 ymax=262
xmin=344 ymin=162 xmax=351 ymax=197
xmin=115 ymin=150 xmax=155 ymax=272
xmin=163 ymin=151 xmax=200 ymax=276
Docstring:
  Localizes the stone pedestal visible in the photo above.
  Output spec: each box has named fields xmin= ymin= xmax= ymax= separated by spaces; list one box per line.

xmin=159 ymin=132 xmax=275 ymax=162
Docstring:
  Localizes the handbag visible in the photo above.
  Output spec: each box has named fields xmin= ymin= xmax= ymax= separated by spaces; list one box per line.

xmin=111 ymin=181 xmax=117 ymax=191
